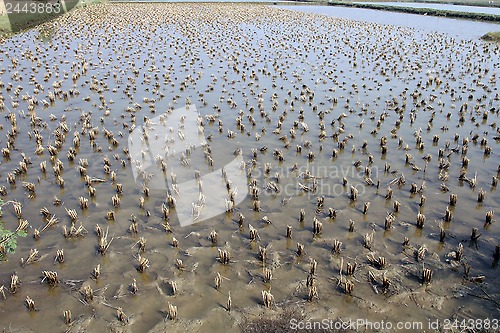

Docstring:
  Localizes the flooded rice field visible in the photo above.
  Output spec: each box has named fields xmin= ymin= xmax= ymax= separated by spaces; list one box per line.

xmin=0 ymin=3 xmax=499 ymax=332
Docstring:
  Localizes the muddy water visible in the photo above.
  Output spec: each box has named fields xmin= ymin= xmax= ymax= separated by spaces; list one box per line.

xmin=0 ymin=3 xmax=499 ymax=333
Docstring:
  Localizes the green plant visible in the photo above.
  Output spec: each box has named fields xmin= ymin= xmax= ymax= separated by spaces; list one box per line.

xmin=0 ymin=199 xmax=28 ymax=260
